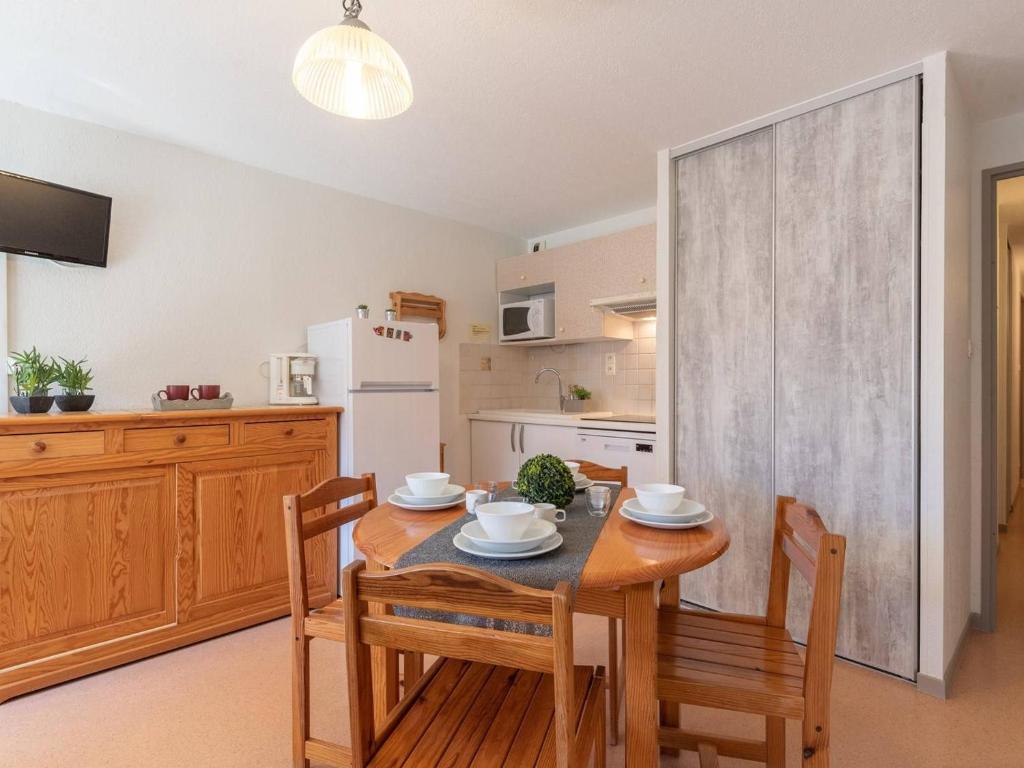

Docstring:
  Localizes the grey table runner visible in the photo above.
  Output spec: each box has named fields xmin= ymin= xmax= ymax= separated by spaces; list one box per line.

xmin=393 ymin=484 xmax=620 ymax=635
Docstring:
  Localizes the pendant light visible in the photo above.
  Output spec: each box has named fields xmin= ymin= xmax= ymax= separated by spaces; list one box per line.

xmin=293 ymin=0 xmax=413 ymax=120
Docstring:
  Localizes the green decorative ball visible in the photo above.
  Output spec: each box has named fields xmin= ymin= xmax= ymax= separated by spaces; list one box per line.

xmin=516 ymin=454 xmax=575 ymax=508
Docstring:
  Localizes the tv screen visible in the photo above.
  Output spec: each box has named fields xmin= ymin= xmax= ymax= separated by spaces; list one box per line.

xmin=0 ymin=171 xmax=111 ymax=267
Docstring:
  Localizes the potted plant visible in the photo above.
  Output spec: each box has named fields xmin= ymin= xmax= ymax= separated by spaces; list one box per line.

xmin=564 ymin=384 xmax=593 ymax=413
xmin=515 ymin=454 xmax=576 ymax=509
xmin=8 ymin=347 xmax=59 ymax=414
xmin=356 ymin=304 xmax=369 ymax=319
xmin=55 ymin=357 xmax=95 ymax=412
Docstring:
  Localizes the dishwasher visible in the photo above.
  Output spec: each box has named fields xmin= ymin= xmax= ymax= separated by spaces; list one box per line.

xmin=575 ymin=426 xmax=657 ymax=485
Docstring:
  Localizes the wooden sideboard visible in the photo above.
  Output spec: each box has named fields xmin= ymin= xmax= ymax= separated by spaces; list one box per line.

xmin=0 ymin=406 xmax=340 ymax=703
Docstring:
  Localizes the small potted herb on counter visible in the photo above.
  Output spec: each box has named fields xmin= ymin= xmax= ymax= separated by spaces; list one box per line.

xmin=356 ymin=304 xmax=369 ymax=319
xmin=8 ymin=347 xmax=59 ymax=414
xmin=563 ymin=384 xmax=593 ymax=413
xmin=55 ymin=357 xmax=95 ymax=412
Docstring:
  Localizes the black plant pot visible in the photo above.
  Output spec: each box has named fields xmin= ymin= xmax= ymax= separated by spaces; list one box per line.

xmin=9 ymin=395 xmax=55 ymax=414
xmin=55 ymin=394 xmax=95 ymax=413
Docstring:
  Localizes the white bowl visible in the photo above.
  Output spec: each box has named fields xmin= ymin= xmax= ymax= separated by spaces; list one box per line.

xmin=634 ymin=483 xmax=686 ymax=514
xmin=461 ymin=519 xmax=556 ymax=553
xmin=405 ymin=472 xmax=450 ymax=498
xmin=474 ymin=501 xmax=536 ymax=541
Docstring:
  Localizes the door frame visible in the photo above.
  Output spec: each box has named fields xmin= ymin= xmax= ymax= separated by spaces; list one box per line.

xmin=980 ymin=160 xmax=1024 ymax=632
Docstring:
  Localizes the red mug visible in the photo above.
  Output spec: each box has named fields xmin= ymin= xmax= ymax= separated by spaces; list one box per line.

xmin=191 ymin=384 xmax=221 ymax=400
xmin=158 ymin=385 xmax=190 ymax=401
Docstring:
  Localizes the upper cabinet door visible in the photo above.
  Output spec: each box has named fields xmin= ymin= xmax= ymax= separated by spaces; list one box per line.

xmin=674 ymin=129 xmax=776 ymax=618
xmin=496 ymin=253 xmax=555 ymax=293
xmin=773 ymin=78 xmax=919 ymax=679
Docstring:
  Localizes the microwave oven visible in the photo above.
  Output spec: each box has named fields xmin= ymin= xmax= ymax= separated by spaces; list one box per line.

xmin=499 ymin=296 xmax=555 ymax=341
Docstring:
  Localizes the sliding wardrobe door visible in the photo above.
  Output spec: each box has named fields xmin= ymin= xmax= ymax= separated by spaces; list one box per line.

xmin=675 ymin=128 xmax=775 ymax=614
xmin=774 ymin=78 xmax=918 ymax=678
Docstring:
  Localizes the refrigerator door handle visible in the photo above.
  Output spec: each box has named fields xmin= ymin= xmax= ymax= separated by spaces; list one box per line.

xmin=357 ymin=380 xmax=434 ymax=390
xmin=349 ymin=387 xmax=438 ymax=394
xmin=510 ymin=423 xmax=517 ymax=453
xmin=519 ymin=423 xmax=525 ymax=454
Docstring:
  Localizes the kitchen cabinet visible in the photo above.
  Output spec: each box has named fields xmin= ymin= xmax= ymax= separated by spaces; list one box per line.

xmin=470 ymin=419 xmax=577 ymax=481
xmin=0 ymin=406 xmax=340 ymax=702
xmin=496 ymin=224 xmax=655 ymax=344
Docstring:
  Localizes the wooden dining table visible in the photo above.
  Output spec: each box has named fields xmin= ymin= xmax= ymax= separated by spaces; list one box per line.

xmin=352 ymin=485 xmax=730 ymax=767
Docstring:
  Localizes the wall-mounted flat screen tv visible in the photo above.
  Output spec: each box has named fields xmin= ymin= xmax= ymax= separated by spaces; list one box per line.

xmin=0 ymin=171 xmax=111 ymax=267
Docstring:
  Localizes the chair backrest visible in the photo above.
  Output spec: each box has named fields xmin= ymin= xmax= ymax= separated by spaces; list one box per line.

xmin=342 ymin=562 xmax=578 ymax=768
xmin=568 ymin=460 xmax=628 ymax=486
xmin=283 ymin=473 xmax=378 ymax=621
xmin=764 ymin=496 xmax=846 ymax=721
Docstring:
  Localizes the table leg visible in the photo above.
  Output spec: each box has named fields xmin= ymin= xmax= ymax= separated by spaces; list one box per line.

xmin=366 ymin=559 xmax=399 ymax=730
xmin=624 ymin=581 xmax=658 ymax=768
xmin=659 ymin=577 xmax=681 ymax=757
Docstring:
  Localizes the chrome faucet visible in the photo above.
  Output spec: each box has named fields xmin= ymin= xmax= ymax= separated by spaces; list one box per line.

xmin=534 ymin=367 xmax=565 ymax=413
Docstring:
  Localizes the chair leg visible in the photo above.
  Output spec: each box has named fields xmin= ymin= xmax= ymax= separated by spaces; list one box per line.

xmin=403 ymin=652 xmax=424 ymax=690
xmin=595 ymin=677 xmax=607 ymax=768
xmin=291 ymin=634 xmax=311 ymax=768
xmin=607 ymin=617 xmax=619 ymax=746
xmin=766 ymin=716 xmax=785 ymax=768
xmin=659 ymin=700 xmax=680 ymax=757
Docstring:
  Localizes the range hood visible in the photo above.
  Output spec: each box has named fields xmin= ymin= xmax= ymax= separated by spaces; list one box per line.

xmin=589 ymin=291 xmax=657 ymax=320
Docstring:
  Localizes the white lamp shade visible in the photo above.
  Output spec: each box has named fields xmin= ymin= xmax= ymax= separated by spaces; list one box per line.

xmin=293 ymin=22 xmax=413 ymax=120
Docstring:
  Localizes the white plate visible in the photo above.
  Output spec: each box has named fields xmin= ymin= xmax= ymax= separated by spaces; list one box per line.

xmin=394 ymin=484 xmax=466 ymax=504
xmin=622 ymin=497 xmax=706 ymax=523
xmin=619 ymin=504 xmax=713 ymax=529
xmin=575 ymin=478 xmax=595 ymax=491
xmin=572 ymin=472 xmax=587 ymax=483
xmin=387 ymin=493 xmax=465 ymax=511
xmin=460 ymin=519 xmax=556 ymax=553
xmin=453 ymin=532 xmax=563 ymax=560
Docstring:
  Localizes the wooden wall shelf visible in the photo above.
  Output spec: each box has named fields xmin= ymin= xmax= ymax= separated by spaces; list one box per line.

xmin=390 ymin=291 xmax=447 ymax=338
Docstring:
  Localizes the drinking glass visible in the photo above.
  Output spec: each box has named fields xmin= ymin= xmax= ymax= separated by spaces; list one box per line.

xmin=480 ymin=481 xmax=499 ymax=503
xmin=586 ymin=485 xmax=611 ymax=517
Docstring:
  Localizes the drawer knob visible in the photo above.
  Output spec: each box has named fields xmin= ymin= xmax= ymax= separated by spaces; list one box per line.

xmin=639 ymin=276 xmax=647 ymax=284
xmin=174 ymin=434 xmax=187 ymax=445
xmin=284 ymin=428 xmax=295 ymax=436
xmin=519 ymin=274 xmax=526 ymax=280
xmin=32 ymin=440 xmax=47 ymax=453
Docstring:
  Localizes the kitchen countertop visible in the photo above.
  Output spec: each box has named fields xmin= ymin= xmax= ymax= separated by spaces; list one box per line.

xmin=468 ymin=408 xmax=657 ymax=432
xmin=0 ymin=405 xmax=342 ymax=428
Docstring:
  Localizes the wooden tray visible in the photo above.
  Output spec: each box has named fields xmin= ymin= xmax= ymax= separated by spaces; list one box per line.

xmin=151 ymin=393 xmax=234 ymax=411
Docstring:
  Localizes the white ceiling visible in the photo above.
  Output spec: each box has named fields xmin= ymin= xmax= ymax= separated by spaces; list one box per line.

xmin=1 ymin=1 xmax=1023 ymax=238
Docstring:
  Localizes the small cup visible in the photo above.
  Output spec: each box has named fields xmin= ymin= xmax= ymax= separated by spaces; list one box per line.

xmin=532 ymin=503 xmax=566 ymax=524
xmin=586 ymin=486 xmax=611 ymax=517
xmin=191 ymin=384 xmax=221 ymax=400
xmin=564 ymin=461 xmax=581 ymax=475
xmin=158 ymin=385 xmax=190 ymax=401
xmin=465 ymin=489 xmax=488 ymax=514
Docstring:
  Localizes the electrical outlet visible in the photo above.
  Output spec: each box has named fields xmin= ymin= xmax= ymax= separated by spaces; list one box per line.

xmin=479 ymin=357 xmax=492 ymax=371
xmin=605 ymin=353 xmax=616 ymax=375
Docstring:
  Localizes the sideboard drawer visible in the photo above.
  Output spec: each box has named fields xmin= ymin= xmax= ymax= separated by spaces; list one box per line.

xmin=124 ymin=425 xmax=230 ymax=452
xmin=0 ymin=431 xmax=105 ymax=462
xmin=242 ymin=419 xmax=328 ymax=449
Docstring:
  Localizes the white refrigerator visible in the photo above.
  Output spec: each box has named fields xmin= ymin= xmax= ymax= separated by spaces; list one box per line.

xmin=307 ymin=317 xmax=440 ymax=567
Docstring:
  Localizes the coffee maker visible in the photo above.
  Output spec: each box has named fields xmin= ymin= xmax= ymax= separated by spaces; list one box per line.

xmin=269 ymin=353 xmax=318 ymax=405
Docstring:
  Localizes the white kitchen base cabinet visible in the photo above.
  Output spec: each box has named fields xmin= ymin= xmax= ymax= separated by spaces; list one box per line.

xmin=469 ymin=419 xmax=577 ymax=481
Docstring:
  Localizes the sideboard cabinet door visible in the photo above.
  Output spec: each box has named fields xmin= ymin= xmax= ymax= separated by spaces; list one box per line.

xmin=175 ymin=451 xmax=335 ymax=624
xmin=0 ymin=468 xmax=175 ymax=669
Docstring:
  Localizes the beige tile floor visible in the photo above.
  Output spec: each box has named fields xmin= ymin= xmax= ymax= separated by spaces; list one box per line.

xmin=3 ymin=519 xmax=1023 ymax=767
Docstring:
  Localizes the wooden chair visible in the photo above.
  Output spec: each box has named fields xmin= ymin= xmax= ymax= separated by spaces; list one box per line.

xmin=569 ymin=459 xmax=628 ymax=745
xmin=656 ymin=495 xmax=846 ymax=767
xmin=283 ymin=473 xmax=379 ymax=768
xmin=342 ymin=561 xmax=606 ymax=768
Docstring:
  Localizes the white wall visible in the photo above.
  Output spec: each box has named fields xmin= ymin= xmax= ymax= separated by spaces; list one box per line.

xmin=528 ymin=207 xmax=655 ymax=251
xmin=918 ymin=51 xmax=973 ymax=691
xmin=0 ymin=99 xmax=523 ymax=482
xmin=970 ymin=109 xmax=1024 ymax=616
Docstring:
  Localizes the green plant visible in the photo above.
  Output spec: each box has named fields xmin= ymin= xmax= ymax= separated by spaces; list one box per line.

xmin=8 ymin=347 xmax=59 ymax=396
xmin=357 ymin=304 xmax=368 ymax=310
xmin=569 ymin=384 xmax=592 ymax=400
xmin=56 ymin=357 xmax=94 ymax=395
xmin=515 ymin=454 xmax=575 ymax=508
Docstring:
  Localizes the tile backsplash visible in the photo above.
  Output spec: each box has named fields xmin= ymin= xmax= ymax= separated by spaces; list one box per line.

xmin=459 ymin=319 xmax=656 ymax=415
